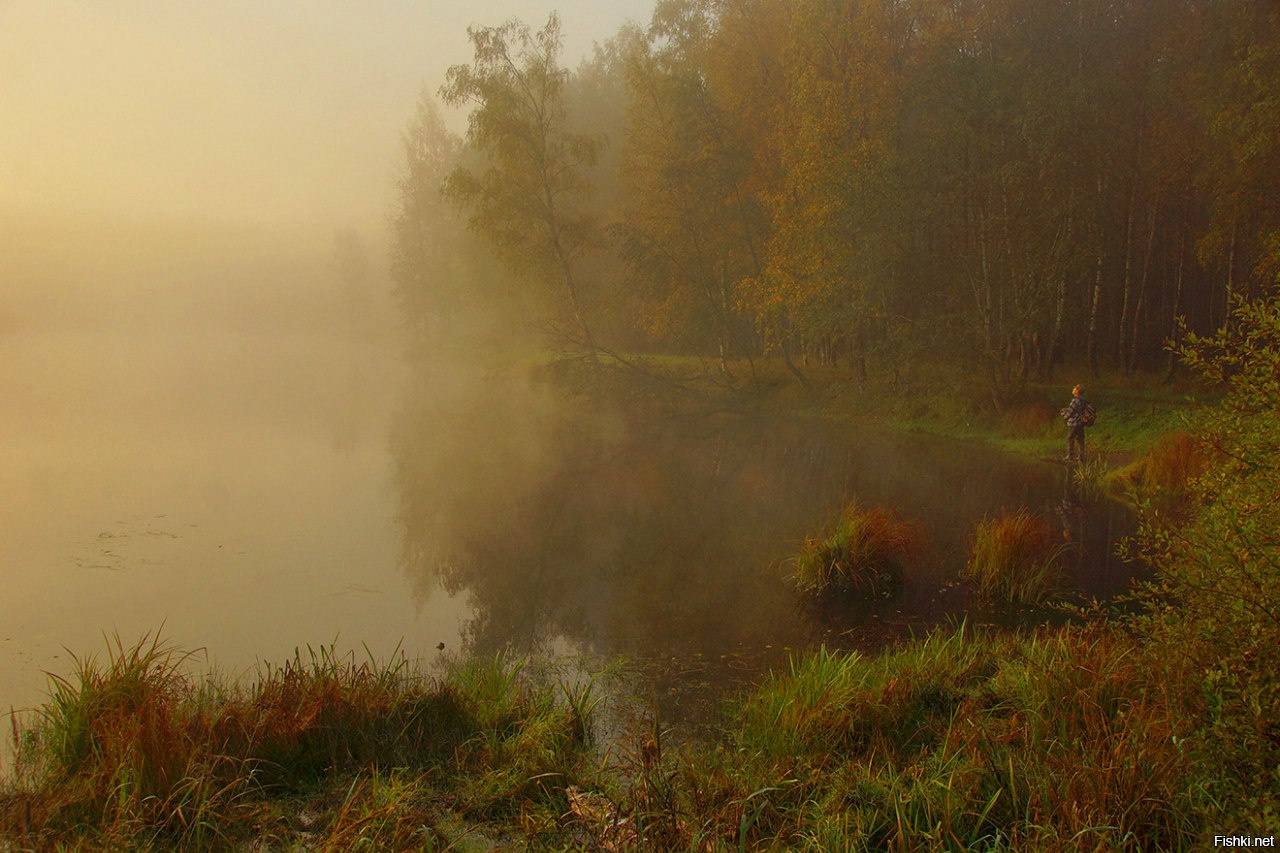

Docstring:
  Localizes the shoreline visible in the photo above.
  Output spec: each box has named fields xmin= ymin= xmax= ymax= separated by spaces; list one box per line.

xmin=0 ymin=358 xmax=1233 ymax=850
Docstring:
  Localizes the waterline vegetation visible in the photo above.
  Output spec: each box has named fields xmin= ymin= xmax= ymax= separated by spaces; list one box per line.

xmin=0 ymin=637 xmax=594 ymax=851
xmin=1106 ymin=430 xmax=1207 ymax=501
xmin=964 ymin=509 xmax=1065 ymax=605
xmin=0 ymin=625 xmax=1205 ymax=850
xmin=790 ymin=499 xmax=926 ymax=598
xmin=5 ymin=299 xmax=1278 ymax=848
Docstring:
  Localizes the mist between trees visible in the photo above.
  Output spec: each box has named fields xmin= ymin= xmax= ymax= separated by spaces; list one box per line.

xmin=391 ymin=0 xmax=1279 ymax=403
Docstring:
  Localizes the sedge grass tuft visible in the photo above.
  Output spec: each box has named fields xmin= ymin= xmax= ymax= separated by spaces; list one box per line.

xmin=965 ymin=509 xmax=1065 ymax=604
xmin=1108 ymin=430 xmax=1206 ymax=499
xmin=791 ymin=499 xmax=926 ymax=597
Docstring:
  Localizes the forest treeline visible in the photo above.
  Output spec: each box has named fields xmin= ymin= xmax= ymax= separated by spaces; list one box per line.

xmin=391 ymin=0 xmax=1279 ymax=403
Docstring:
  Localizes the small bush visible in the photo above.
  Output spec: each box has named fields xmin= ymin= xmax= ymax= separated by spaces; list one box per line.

xmin=1001 ymin=403 xmax=1057 ymax=437
xmin=965 ymin=509 xmax=1063 ymax=604
xmin=1127 ymin=295 xmax=1280 ymax=831
xmin=792 ymin=500 xmax=925 ymax=597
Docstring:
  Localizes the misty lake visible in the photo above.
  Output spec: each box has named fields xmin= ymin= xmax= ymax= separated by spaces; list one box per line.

xmin=0 ymin=294 xmax=1136 ymax=724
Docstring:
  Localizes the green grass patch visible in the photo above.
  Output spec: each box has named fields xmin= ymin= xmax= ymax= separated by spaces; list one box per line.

xmin=632 ymin=625 xmax=1200 ymax=851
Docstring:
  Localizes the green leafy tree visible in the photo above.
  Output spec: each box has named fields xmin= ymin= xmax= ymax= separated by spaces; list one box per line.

xmin=440 ymin=14 xmax=603 ymax=351
xmin=1197 ymin=1 xmax=1280 ymax=313
xmin=563 ymin=30 xmax=645 ymax=347
xmin=391 ymin=93 xmax=525 ymax=354
xmin=1130 ymin=290 xmax=1280 ymax=830
xmin=389 ymin=94 xmax=462 ymax=340
xmin=616 ymin=0 xmax=773 ymax=374
xmin=755 ymin=0 xmax=918 ymax=382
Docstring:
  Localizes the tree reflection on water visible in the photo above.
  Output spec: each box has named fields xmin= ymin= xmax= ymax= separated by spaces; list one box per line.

xmin=390 ymin=367 xmax=1138 ymax=720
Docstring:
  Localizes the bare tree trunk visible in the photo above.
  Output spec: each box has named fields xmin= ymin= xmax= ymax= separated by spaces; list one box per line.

xmin=1164 ymin=198 xmax=1189 ymax=382
xmin=1224 ymin=220 xmax=1238 ymax=336
xmin=557 ymin=246 xmax=597 ymax=354
xmin=542 ymin=175 xmax=597 ymax=355
xmin=853 ymin=322 xmax=868 ymax=385
xmin=1041 ymin=212 xmax=1072 ymax=380
xmin=716 ymin=263 xmax=733 ymax=377
xmin=972 ymin=204 xmax=1000 ymax=385
xmin=780 ymin=338 xmax=810 ymax=391
xmin=1126 ymin=199 xmax=1159 ymax=375
xmin=1086 ymin=243 xmax=1103 ymax=378
xmin=1116 ymin=179 xmax=1137 ymax=370
xmin=731 ymin=173 xmax=803 ymax=390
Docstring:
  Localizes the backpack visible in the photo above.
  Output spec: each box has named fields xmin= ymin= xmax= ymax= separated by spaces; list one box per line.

xmin=1081 ymin=403 xmax=1097 ymax=427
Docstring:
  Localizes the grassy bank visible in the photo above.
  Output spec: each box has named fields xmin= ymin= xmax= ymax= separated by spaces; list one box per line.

xmin=0 ymin=624 xmax=1229 ymax=851
xmin=563 ymin=352 xmax=1208 ymax=463
xmin=0 ymin=638 xmax=595 ymax=851
xmin=559 ymin=352 xmax=1210 ymax=517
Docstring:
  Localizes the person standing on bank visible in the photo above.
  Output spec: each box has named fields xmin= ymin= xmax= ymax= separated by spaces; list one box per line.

xmin=1060 ymin=384 xmax=1093 ymax=463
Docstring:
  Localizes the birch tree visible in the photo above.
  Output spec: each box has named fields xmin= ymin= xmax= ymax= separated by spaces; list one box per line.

xmin=441 ymin=14 xmax=603 ymax=351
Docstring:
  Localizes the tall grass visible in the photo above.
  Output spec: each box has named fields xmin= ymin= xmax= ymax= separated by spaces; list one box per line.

xmin=0 ymin=628 xmax=1219 ymax=852
xmin=1072 ymin=454 xmax=1111 ymax=501
xmin=621 ymin=626 xmax=1200 ymax=851
xmin=792 ymin=499 xmax=926 ymax=597
xmin=0 ymin=634 xmax=593 ymax=851
xmin=1108 ymin=430 xmax=1206 ymax=498
xmin=965 ymin=509 xmax=1064 ymax=604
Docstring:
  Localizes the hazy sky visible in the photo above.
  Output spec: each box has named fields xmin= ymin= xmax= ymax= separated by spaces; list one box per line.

xmin=1 ymin=0 xmax=651 ymax=231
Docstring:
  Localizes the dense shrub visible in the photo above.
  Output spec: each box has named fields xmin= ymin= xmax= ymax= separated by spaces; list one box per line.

xmin=1126 ymin=294 xmax=1280 ymax=833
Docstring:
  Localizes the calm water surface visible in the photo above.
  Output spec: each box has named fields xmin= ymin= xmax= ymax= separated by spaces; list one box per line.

xmin=392 ymin=369 xmax=1138 ymax=721
xmin=1 ymin=312 xmax=1137 ymax=723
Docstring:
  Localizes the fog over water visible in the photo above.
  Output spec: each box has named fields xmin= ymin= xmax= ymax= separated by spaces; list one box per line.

xmin=2 ymin=1 xmax=650 ymax=226
xmin=1 ymin=2 xmax=1140 ymax=721
xmin=0 ymin=213 xmax=1138 ymax=719
xmin=1 ymin=0 xmax=653 ymax=709
xmin=0 ymin=217 xmax=429 ymax=711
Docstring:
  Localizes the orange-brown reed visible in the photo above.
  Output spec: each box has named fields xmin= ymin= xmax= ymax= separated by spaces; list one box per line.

xmin=792 ymin=499 xmax=926 ymax=597
xmin=0 ymin=635 xmax=590 ymax=851
xmin=1110 ymin=430 xmax=1206 ymax=496
xmin=965 ymin=508 xmax=1064 ymax=604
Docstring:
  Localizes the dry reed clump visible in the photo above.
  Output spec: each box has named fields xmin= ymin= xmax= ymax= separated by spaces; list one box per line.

xmin=791 ymin=500 xmax=926 ymax=597
xmin=1109 ymin=431 xmax=1206 ymax=497
xmin=965 ymin=509 xmax=1064 ymax=604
